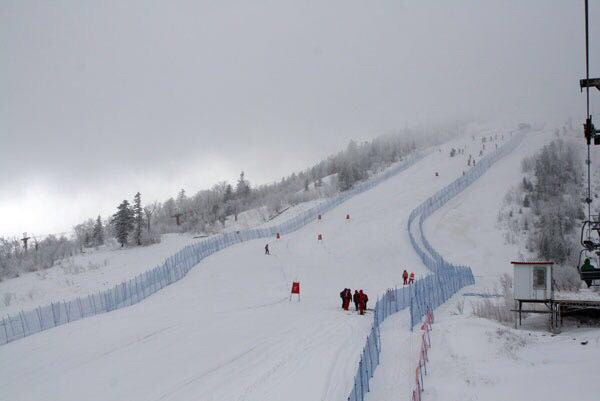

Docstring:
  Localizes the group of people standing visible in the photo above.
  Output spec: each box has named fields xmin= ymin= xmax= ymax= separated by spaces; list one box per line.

xmin=340 ymin=288 xmax=369 ymax=315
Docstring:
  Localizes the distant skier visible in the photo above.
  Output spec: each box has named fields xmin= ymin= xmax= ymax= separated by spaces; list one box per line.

xmin=409 ymin=272 xmax=415 ymax=284
xmin=358 ymin=290 xmax=368 ymax=315
xmin=353 ymin=290 xmax=360 ymax=311
xmin=265 ymin=243 xmax=270 ymax=255
xmin=403 ymin=270 xmax=409 ymax=285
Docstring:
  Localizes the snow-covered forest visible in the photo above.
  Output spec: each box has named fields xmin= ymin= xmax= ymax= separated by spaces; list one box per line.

xmin=0 ymin=127 xmax=459 ymax=280
xmin=498 ymin=127 xmax=591 ymax=290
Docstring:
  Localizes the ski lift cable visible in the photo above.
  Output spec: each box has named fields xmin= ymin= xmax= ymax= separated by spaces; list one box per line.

xmin=585 ymin=0 xmax=592 ymax=241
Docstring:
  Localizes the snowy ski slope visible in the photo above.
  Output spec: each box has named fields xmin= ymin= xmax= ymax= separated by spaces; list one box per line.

xmin=366 ymin=130 xmax=600 ymax=401
xmin=0 ymin=132 xmax=509 ymax=401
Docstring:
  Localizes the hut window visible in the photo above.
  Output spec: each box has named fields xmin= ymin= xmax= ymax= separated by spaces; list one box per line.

xmin=533 ymin=267 xmax=546 ymax=289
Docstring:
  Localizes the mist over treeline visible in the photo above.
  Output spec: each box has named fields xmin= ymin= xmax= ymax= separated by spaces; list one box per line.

xmin=0 ymin=126 xmax=464 ymax=279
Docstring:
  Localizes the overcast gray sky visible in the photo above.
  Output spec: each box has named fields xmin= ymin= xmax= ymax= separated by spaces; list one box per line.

xmin=1 ymin=0 xmax=598 ymax=237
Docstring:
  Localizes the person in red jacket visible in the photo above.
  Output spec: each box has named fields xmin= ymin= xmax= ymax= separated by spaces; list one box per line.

xmin=409 ymin=272 xmax=415 ymax=284
xmin=402 ymin=270 xmax=409 ymax=285
xmin=340 ymin=288 xmax=351 ymax=310
xmin=358 ymin=290 xmax=369 ymax=315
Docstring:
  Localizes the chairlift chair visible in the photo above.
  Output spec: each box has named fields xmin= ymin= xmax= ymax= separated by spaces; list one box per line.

xmin=577 ymin=248 xmax=600 ymax=287
xmin=580 ymin=215 xmax=600 ymax=250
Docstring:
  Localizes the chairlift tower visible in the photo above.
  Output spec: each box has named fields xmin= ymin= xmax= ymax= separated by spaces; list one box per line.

xmin=577 ymin=1 xmax=600 ymax=286
xmin=21 ymin=232 xmax=31 ymax=252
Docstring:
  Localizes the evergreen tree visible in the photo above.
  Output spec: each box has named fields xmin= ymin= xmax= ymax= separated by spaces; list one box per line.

xmin=523 ymin=194 xmax=530 ymax=208
xmin=337 ymin=159 xmax=355 ymax=191
xmin=176 ymin=189 xmax=187 ymax=211
xmin=83 ymin=232 xmax=91 ymax=248
xmin=92 ymin=215 xmax=104 ymax=246
xmin=113 ymin=200 xmax=134 ymax=247
xmin=304 ymin=178 xmax=309 ymax=192
xmin=223 ymin=184 xmax=234 ymax=216
xmin=236 ymin=171 xmax=251 ymax=200
xmin=223 ymin=184 xmax=233 ymax=203
xmin=133 ymin=192 xmax=144 ymax=246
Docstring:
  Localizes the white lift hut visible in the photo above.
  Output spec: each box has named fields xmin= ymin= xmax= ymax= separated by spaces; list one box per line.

xmin=512 ymin=261 xmax=559 ymax=331
xmin=512 ymin=261 xmax=600 ymax=332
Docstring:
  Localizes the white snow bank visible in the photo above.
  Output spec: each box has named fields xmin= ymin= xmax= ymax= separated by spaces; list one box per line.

xmin=0 ymin=233 xmax=198 ymax=316
xmin=426 ymin=295 xmax=600 ymax=401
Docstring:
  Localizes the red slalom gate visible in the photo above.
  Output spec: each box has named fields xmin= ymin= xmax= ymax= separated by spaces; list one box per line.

xmin=412 ymin=309 xmax=434 ymax=401
xmin=290 ymin=281 xmax=300 ymax=301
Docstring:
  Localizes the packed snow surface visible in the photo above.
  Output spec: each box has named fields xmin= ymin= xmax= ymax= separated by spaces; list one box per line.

xmin=365 ymin=130 xmax=600 ymax=401
xmin=0 ymin=132 xmax=521 ymax=401
xmin=0 ymin=200 xmax=327 ymax=316
xmin=0 ymin=234 xmax=199 ymax=316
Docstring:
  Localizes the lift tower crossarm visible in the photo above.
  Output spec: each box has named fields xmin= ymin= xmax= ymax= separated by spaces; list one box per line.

xmin=580 ymin=78 xmax=600 ymax=91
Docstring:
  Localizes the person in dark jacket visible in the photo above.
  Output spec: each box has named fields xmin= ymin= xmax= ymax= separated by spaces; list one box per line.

xmin=265 ymin=244 xmax=270 ymax=255
xmin=403 ymin=270 xmax=409 ymax=285
xmin=340 ymin=288 xmax=352 ymax=310
xmin=581 ymin=258 xmax=596 ymax=271
xmin=353 ymin=290 xmax=360 ymax=311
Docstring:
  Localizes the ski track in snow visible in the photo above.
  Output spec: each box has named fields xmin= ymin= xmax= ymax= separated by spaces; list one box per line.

xmin=0 ymin=132 xmax=517 ymax=401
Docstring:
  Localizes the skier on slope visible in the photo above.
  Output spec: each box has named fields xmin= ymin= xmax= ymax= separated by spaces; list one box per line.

xmin=353 ymin=290 xmax=360 ymax=311
xmin=358 ymin=290 xmax=368 ymax=315
xmin=409 ymin=272 xmax=415 ymax=284
xmin=403 ymin=270 xmax=409 ymax=285
xmin=265 ymin=243 xmax=270 ymax=255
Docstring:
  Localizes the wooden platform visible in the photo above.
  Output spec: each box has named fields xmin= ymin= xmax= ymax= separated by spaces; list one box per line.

xmin=513 ymin=298 xmax=600 ymax=332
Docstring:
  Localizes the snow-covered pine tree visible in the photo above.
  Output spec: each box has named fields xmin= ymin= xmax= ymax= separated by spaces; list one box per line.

xmin=337 ymin=158 xmax=355 ymax=191
xmin=236 ymin=171 xmax=250 ymax=199
xmin=234 ymin=171 xmax=251 ymax=221
xmin=92 ymin=215 xmax=104 ymax=246
xmin=133 ymin=192 xmax=143 ymax=246
xmin=113 ymin=200 xmax=134 ymax=247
